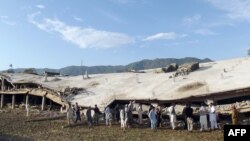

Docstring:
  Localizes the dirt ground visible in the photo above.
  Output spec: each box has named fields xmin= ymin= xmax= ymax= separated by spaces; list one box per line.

xmin=0 ymin=109 xmax=223 ymax=141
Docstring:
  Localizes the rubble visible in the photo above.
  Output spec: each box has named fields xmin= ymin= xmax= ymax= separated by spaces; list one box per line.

xmin=173 ymin=62 xmax=199 ymax=77
xmin=19 ymin=103 xmax=26 ymax=109
xmin=64 ymin=87 xmax=86 ymax=96
xmin=216 ymin=100 xmax=250 ymax=113
xmin=162 ymin=63 xmax=178 ymax=73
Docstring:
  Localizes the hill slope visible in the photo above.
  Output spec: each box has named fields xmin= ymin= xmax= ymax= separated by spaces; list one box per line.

xmin=7 ymin=57 xmax=212 ymax=75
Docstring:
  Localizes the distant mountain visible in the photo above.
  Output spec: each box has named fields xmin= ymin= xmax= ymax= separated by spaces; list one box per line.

xmin=10 ymin=68 xmax=59 ymax=74
xmin=126 ymin=57 xmax=212 ymax=70
xmin=5 ymin=57 xmax=212 ymax=76
xmin=60 ymin=65 xmax=125 ymax=76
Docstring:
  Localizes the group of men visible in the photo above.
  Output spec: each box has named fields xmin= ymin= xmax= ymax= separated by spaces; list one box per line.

xmin=148 ymin=103 xmax=226 ymax=131
xmin=66 ymin=102 xmax=81 ymax=125
xmin=66 ymin=101 xmax=239 ymax=131
xmin=181 ymin=103 xmax=218 ymax=131
xmin=66 ymin=102 xmax=102 ymax=127
xmin=106 ymin=101 xmax=135 ymax=130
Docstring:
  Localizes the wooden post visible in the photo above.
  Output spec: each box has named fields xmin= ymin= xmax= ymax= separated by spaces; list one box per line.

xmin=12 ymin=95 xmax=15 ymax=109
xmin=41 ymin=96 xmax=46 ymax=111
xmin=26 ymin=94 xmax=29 ymax=110
xmin=0 ymin=94 xmax=4 ymax=108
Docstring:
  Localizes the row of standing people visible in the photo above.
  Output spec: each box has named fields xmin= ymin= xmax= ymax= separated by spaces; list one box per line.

xmin=149 ymin=103 xmax=218 ymax=131
xmin=67 ymin=102 xmax=239 ymax=131
xmin=149 ymin=103 xmax=239 ymax=131
xmin=68 ymin=101 xmax=136 ymax=128
xmin=67 ymin=102 xmax=102 ymax=127
xmin=106 ymin=101 xmax=135 ymax=130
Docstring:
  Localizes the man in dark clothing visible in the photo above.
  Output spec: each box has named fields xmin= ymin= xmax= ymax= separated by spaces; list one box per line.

xmin=182 ymin=104 xmax=188 ymax=129
xmin=182 ymin=103 xmax=194 ymax=131
xmin=93 ymin=104 xmax=102 ymax=125
xmin=86 ymin=106 xmax=92 ymax=128
xmin=156 ymin=108 xmax=162 ymax=128
xmin=127 ymin=101 xmax=134 ymax=127
xmin=74 ymin=102 xmax=81 ymax=123
xmin=114 ymin=104 xmax=120 ymax=123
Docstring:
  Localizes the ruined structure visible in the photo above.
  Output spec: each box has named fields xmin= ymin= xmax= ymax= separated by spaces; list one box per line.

xmin=0 ymin=57 xmax=250 ymax=114
xmin=162 ymin=63 xmax=178 ymax=73
xmin=0 ymin=73 xmax=65 ymax=111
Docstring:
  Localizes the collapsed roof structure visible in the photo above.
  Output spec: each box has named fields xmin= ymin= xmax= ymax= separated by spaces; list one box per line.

xmin=1 ymin=57 xmax=250 ymax=113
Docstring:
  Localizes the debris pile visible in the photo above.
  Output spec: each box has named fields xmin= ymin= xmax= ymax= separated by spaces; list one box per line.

xmin=162 ymin=63 xmax=178 ymax=73
xmin=64 ymin=87 xmax=86 ymax=95
xmin=217 ymin=100 xmax=250 ymax=112
xmin=173 ymin=62 xmax=199 ymax=77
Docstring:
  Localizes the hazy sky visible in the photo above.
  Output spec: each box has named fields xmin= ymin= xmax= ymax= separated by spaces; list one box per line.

xmin=0 ymin=0 xmax=250 ymax=70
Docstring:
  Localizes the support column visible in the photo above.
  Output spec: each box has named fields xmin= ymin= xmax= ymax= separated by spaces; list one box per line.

xmin=12 ymin=95 xmax=15 ymax=109
xmin=41 ymin=96 xmax=46 ymax=111
xmin=26 ymin=94 xmax=29 ymax=110
xmin=1 ymin=94 xmax=4 ymax=108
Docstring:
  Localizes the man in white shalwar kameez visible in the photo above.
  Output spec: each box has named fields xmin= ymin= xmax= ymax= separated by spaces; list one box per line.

xmin=105 ymin=106 xmax=111 ymax=126
xmin=124 ymin=105 xmax=129 ymax=128
xmin=199 ymin=104 xmax=208 ymax=131
xmin=148 ymin=107 xmax=157 ymax=130
xmin=138 ymin=104 xmax=143 ymax=125
xmin=209 ymin=103 xmax=218 ymax=130
xmin=168 ymin=103 xmax=177 ymax=130
xmin=120 ymin=108 xmax=125 ymax=130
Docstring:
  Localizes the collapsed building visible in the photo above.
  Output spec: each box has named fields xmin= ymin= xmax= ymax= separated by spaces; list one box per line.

xmin=0 ymin=57 xmax=250 ymax=117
